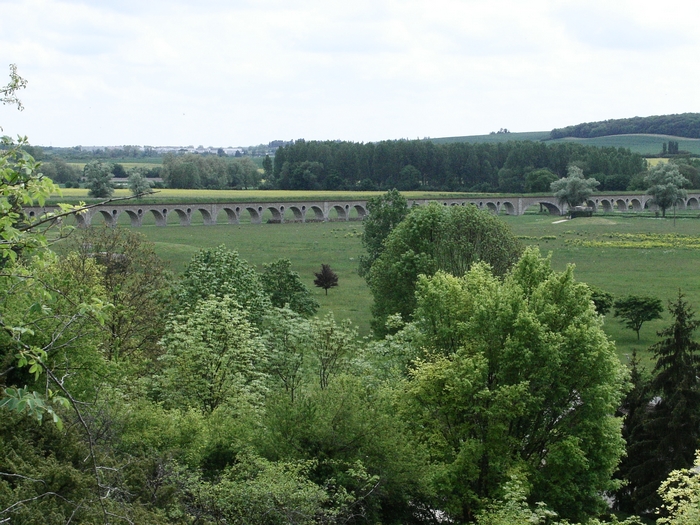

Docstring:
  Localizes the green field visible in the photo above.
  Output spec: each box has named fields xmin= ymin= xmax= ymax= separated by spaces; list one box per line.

xmin=92 ymin=212 xmax=700 ymax=369
xmin=548 ymin=134 xmax=700 ymax=155
xmin=429 ymin=131 xmax=700 ymax=156
xmin=62 ymin=156 xmax=267 ymax=171
xmin=430 ymin=131 xmax=551 ymax=144
xmin=65 ymin=159 xmax=164 ymax=170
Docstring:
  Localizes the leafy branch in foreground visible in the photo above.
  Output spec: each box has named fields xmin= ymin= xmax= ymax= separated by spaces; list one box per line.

xmin=0 ymin=63 xmax=27 ymax=113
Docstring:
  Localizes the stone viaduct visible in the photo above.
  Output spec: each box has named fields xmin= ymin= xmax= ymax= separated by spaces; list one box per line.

xmin=23 ymin=193 xmax=700 ymax=227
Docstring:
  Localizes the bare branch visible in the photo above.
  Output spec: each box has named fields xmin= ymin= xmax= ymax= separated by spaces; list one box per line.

xmin=1 ymin=491 xmax=74 ymax=516
xmin=0 ymin=472 xmax=46 ymax=484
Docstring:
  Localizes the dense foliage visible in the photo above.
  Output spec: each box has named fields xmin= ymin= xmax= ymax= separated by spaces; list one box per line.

xmin=616 ymin=293 xmax=700 ymax=516
xmin=366 ymin=202 xmax=523 ymax=335
xmin=162 ymin=153 xmax=260 ymax=189
xmin=398 ymin=250 xmax=628 ymax=522
xmin=270 ymin=138 xmax=645 ymax=192
xmin=550 ymin=113 xmax=700 ymax=140
xmin=551 ymin=165 xmax=600 ymax=208
xmin=261 ymin=258 xmax=319 ymax=316
xmin=645 ymin=163 xmax=690 ymax=217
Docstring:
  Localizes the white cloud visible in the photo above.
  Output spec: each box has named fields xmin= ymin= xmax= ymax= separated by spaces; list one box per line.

xmin=1 ymin=0 xmax=699 ymax=146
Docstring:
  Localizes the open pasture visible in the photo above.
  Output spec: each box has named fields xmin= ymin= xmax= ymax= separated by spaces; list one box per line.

xmin=137 ymin=221 xmax=374 ymax=335
xmin=111 ymin=210 xmax=700 ymax=364
xmin=502 ymin=214 xmax=700 ymax=365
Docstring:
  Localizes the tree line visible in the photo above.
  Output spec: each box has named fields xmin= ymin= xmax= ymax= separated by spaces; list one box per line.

xmin=269 ymin=138 xmax=646 ymax=192
xmin=550 ymin=113 xmax=700 ymax=140
xmin=162 ymin=153 xmax=262 ymax=189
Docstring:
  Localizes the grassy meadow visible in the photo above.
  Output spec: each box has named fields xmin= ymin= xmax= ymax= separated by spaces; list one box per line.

xmin=501 ymin=214 xmax=700 ymax=367
xmin=80 ymin=209 xmax=699 ymax=368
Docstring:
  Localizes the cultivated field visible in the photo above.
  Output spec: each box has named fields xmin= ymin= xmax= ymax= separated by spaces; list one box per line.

xmin=430 ymin=131 xmax=551 ymax=144
xmin=84 ymin=211 xmax=700 ymax=368
xmin=547 ymin=134 xmax=700 ymax=155
xmin=430 ymin=131 xmax=700 ymax=156
xmin=65 ymin=159 xmax=164 ymax=170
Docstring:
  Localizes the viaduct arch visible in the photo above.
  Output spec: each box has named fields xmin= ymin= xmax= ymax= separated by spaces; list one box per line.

xmin=23 ymin=192 xmax=700 ymax=227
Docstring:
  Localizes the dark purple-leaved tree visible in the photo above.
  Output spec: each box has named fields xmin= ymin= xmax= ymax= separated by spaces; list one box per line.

xmin=313 ymin=264 xmax=338 ymax=295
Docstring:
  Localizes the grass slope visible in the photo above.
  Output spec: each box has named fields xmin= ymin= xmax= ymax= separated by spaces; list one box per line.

xmin=430 ymin=131 xmax=550 ymax=144
xmin=547 ymin=134 xmax=700 ymax=155
xmin=429 ymin=131 xmax=700 ymax=155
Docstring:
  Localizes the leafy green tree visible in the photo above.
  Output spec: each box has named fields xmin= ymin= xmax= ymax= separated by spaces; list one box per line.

xmin=0 ymin=138 xmax=62 ymax=264
xmin=1 ymin=251 xmax=108 ymax=402
xmin=84 ymin=160 xmax=114 ymax=198
xmin=127 ymin=169 xmax=151 ymax=197
xmin=110 ymin=162 xmax=127 ymax=178
xmin=262 ymin=154 xmax=273 ymax=179
xmin=159 ymin=295 xmax=267 ymax=414
xmin=313 ymin=263 xmax=338 ymax=295
xmin=262 ymin=307 xmax=313 ymax=402
xmin=260 ymin=258 xmax=318 ymax=317
xmin=497 ymin=167 xmax=526 ymax=193
xmin=183 ymin=451 xmax=342 ymax=525
xmin=645 ymin=162 xmax=689 ymax=217
xmin=0 ymin=410 xmax=120 ymax=525
xmin=394 ymin=164 xmax=421 ymax=190
xmin=589 ymin=284 xmax=614 ymax=316
xmin=40 ymin=158 xmax=81 ymax=185
xmin=162 ymin=153 xmax=201 ymax=188
xmin=308 ymin=313 xmax=357 ymax=390
xmin=65 ymin=227 xmax=172 ymax=363
xmin=525 ymin=168 xmax=558 ymax=193
xmin=399 ymin=248 xmax=627 ymax=523
xmin=234 ymin=156 xmax=262 ymax=189
xmin=551 ymin=164 xmax=599 ymax=210
xmin=614 ymin=295 xmax=664 ymax=340
xmin=259 ymin=375 xmax=431 ymax=525
xmin=177 ymin=245 xmax=270 ymax=326
xmin=476 ymin=475 xmax=564 ymax=525
xmin=367 ymin=202 xmax=523 ymax=336
xmin=358 ymin=189 xmax=409 ymax=278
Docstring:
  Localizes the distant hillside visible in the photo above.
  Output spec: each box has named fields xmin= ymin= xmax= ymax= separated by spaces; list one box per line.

xmin=430 ymin=131 xmax=551 ymax=144
xmin=550 ymin=113 xmax=700 ymax=140
xmin=430 ymin=129 xmax=700 ymax=156
xmin=547 ymin=134 xmax=700 ymax=156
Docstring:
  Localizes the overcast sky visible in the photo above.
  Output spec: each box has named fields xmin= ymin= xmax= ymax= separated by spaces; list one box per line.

xmin=1 ymin=0 xmax=698 ymax=147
